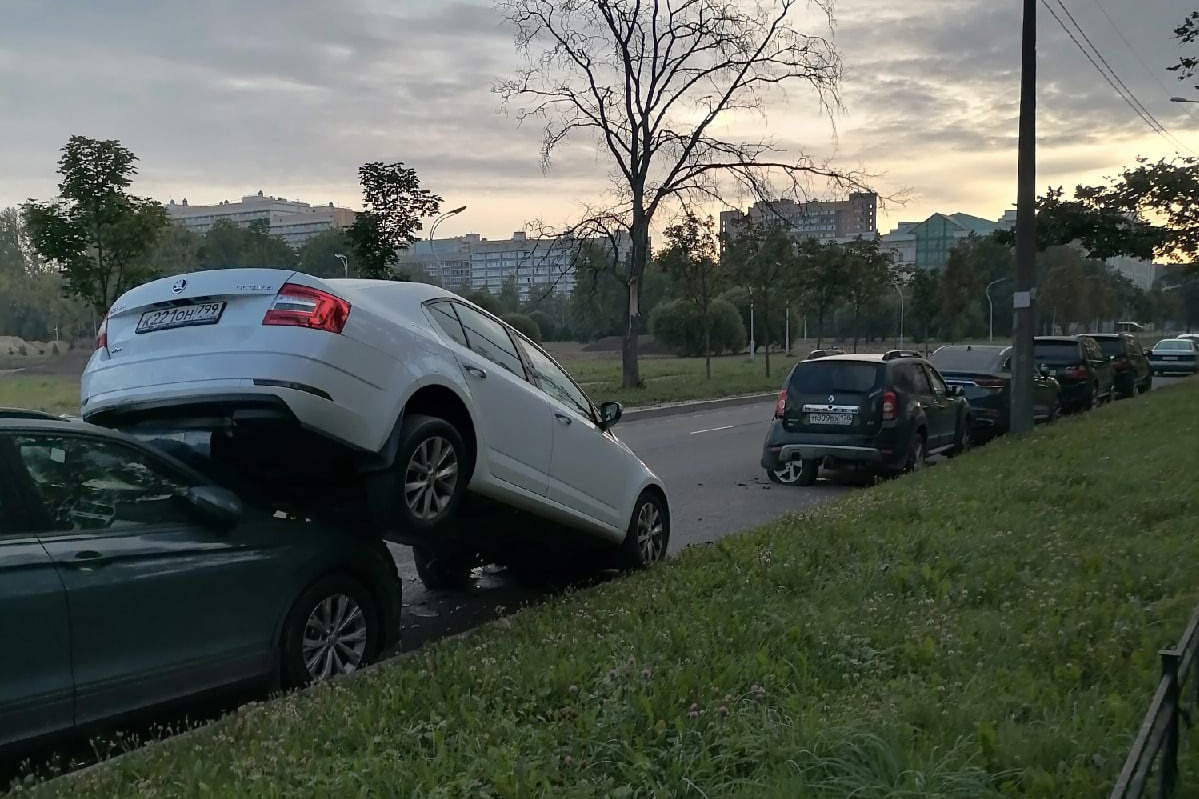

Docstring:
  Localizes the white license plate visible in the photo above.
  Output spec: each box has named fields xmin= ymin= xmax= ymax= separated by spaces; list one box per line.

xmin=136 ymin=302 xmax=226 ymax=334
xmin=808 ymin=412 xmax=853 ymax=425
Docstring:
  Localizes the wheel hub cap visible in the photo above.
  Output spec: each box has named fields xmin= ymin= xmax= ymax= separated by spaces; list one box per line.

xmin=636 ymin=502 xmax=666 ymax=564
xmin=302 ymin=594 xmax=368 ymax=682
xmin=404 ymin=436 xmax=459 ymax=520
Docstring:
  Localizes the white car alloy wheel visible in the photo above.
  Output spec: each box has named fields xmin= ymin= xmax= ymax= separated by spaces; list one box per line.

xmin=301 ymin=593 xmax=369 ymax=681
xmin=636 ymin=500 xmax=668 ymax=565
xmin=404 ymin=436 xmax=459 ymax=521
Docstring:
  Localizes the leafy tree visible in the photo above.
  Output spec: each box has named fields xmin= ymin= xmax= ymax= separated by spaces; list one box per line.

xmin=907 ymin=269 xmax=941 ymax=346
xmin=570 ymin=242 xmax=672 ymax=344
xmin=657 ymin=214 xmax=722 ymax=377
xmin=0 ymin=207 xmax=27 ymax=276
xmin=1160 ymin=265 xmax=1199 ymax=331
xmin=140 ymin=224 xmax=203 ymax=275
xmin=838 ymin=237 xmax=892 ymax=352
xmin=498 ymin=274 xmax=522 ymax=314
xmin=1169 ymin=11 xmax=1199 ymax=88
xmin=298 ymin=228 xmax=352 ymax=278
xmin=501 ymin=312 xmax=543 ymax=342
xmin=993 ymin=186 xmax=1163 ymax=260
xmin=527 ymin=309 xmax=557 ymax=341
xmin=722 ymin=219 xmax=796 ymax=377
xmin=461 ymin=288 xmax=504 ymax=316
xmin=22 ymin=135 xmax=169 ymax=313
xmin=650 ymin=297 xmax=744 ymax=357
xmin=346 ymin=161 xmax=441 ymax=280
xmin=198 ymin=219 xmax=297 ymax=270
xmin=795 ymin=238 xmax=842 ymax=347
xmin=1037 ymin=246 xmax=1090 ymax=333
xmin=495 ymin=0 xmax=868 ymax=388
xmin=938 ymin=239 xmax=986 ymax=341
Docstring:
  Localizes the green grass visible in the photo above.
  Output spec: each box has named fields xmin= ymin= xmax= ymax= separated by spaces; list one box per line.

xmin=0 ymin=376 xmax=80 ymax=415
xmin=16 ymin=381 xmax=1199 ymax=798
xmin=566 ymin=355 xmax=785 ymax=407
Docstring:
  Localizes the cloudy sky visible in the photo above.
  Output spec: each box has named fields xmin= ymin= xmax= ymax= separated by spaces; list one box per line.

xmin=1 ymin=0 xmax=1196 ymax=240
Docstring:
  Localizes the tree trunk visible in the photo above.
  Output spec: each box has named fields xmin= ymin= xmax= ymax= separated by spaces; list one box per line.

xmin=762 ymin=292 xmax=771 ymax=378
xmin=622 ymin=212 xmax=651 ymax=389
xmin=704 ymin=316 xmax=712 ymax=380
xmin=852 ymin=301 xmax=861 ymax=353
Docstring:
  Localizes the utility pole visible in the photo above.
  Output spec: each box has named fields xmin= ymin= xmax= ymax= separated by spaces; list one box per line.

xmin=1010 ymin=0 xmax=1037 ymax=434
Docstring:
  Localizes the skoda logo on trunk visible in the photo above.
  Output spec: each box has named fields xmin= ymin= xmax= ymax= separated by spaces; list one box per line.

xmin=171 ymin=278 xmax=187 ymax=294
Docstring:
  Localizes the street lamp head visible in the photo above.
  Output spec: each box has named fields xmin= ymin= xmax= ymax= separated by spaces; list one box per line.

xmin=1171 ymin=96 xmax=1193 ymax=103
xmin=334 ymin=253 xmax=346 ymax=259
xmin=448 ymin=205 xmax=467 ymax=215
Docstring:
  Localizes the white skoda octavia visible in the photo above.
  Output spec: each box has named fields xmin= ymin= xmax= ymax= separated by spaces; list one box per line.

xmin=82 ymin=269 xmax=670 ymax=588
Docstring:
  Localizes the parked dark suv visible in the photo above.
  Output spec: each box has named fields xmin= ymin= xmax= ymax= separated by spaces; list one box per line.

xmin=1085 ymin=332 xmax=1152 ymax=398
xmin=1032 ymin=335 xmax=1114 ymax=413
xmin=761 ymin=351 xmax=973 ymax=486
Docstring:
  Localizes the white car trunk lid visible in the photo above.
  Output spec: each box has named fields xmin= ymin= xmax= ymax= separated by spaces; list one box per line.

xmin=102 ymin=269 xmax=299 ymax=361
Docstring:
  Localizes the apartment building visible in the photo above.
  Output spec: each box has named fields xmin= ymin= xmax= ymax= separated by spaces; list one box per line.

xmin=166 ymin=190 xmax=356 ymax=248
xmin=718 ymin=192 xmax=879 ymax=244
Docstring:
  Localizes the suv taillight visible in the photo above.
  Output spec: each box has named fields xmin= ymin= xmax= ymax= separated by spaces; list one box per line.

xmin=95 ymin=314 xmax=109 ymax=351
xmin=774 ymin=389 xmax=786 ymax=419
xmin=882 ymin=390 xmax=897 ymax=421
xmin=262 ymin=283 xmax=350 ymax=333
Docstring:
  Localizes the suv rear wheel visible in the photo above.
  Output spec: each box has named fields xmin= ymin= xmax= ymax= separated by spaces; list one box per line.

xmin=795 ymin=459 xmax=819 ymax=486
xmin=905 ymin=433 xmax=927 ymax=473
xmin=947 ymin=422 xmax=972 ymax=458
xmin=767 ymin=462 xmax=802 ymax=485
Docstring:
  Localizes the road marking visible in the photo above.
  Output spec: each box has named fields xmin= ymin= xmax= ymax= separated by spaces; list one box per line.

xmin=689 ymin=424 xmax=734 ymax=435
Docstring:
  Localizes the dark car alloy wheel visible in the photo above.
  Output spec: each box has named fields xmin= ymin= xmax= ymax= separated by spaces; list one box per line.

xmin=280 ymin=575 xmax=380 ymax=688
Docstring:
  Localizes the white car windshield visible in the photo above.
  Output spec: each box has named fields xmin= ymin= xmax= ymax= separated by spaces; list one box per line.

xmin=1155 ymin=340 xmax=1195 ymax=351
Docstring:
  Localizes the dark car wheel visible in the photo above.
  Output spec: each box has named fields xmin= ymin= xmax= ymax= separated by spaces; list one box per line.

xmin=947 ymin=421 xmax=972 ymax=458
xmin=280 ymin=574 xmax=380 ymax=689
xmin=1086 ymin=382 xmax=1099 ymax=411
xmin=412 ymin=546 xmax=475 ymax=591
xmin=370 ymin=414 xmax=467 ymax=534
xmin=616 ymin=490 xmax=670 ymax=571
xmin=767 ymin=462 xmax=802 ymax=485
xmin=795 ymin=459 xmax=819 ymax=486
xmin=905 ymin=433 xmax=927 ymax=474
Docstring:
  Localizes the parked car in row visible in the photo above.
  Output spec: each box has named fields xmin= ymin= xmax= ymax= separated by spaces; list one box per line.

xmin=1085 ymin=332 xmax=1153 ymax=398
xmin=762 ymin=350 xmax=973 ymax=486
xmin=927 ymin=344 xmax=1061 ymax=440
xmin=1032 ymin=335 xmax=1114 ymax=412
xmin=1148 ymin=337 xmax=1199 ymax=375
xmin=80 ymin=270 xmax=670 ymax=590
xmin=0 ymin=414 xmax=403 ymax=757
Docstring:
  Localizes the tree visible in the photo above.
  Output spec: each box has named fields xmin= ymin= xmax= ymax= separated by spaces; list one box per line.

xmin=22 ymin=135 xmax=169 ymax=313
xmin=0 ymin=208 xmax=27 ymax=276
xmin=657 ymin=214 xmax=722 ymax=377
xmin=795 ymin=238 xmax=841 ymax=346
xmin=938 ymin=239 xmax=987 ymax=341
xmin=461 ymin=288 xmax=504 ymax=316
xmin=907 ymin=268 xmax=941 ymax=346
xmin=993 ymin=186 xmax=1164 ymax=260
xmin=1037 ymin=246 xmax=1090 ymax=333
xmin=142 ymin=224 xmax=203 ymax=275
xmin=197 ymin=219 xmax=297 ymax=271
xmin=650 ymin=297 xmax=743 ymax=356
xmin=346 ymin=161 xmax=442 ymax=279
xmin=1169 ymin=11 xmax=1199 ymax=88
xmin=298 ymin=228 xmax=352 ymax=278
xmin=723 ymin=219 xmax=795 ymax=377
xmin=501 ymin=312 xmax=543 ymax=342
xmin=495 ymin=0 xmax=867 ymax=389
xmin=498 ymin=274 xmax=522 ymax=314
xmin=838 ymin=238 xmax=891 ymax=352
xmin=1075 ymin=158 xmax=1199 ymax=262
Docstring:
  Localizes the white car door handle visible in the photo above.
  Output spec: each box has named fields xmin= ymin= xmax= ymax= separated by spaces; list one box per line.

xmin=553 ymin=412 xmax=573 ymax=425
xmin=462 ymin=364 xmax=487 ymax=379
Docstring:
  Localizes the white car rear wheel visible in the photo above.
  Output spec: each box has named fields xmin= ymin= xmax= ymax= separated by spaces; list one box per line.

xmin=370 ymin=414 xmax=468 ymax=534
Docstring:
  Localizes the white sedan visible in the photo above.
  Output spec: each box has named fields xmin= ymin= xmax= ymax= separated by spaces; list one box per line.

xmin=82 ymin=269 xmax=670 ymax=588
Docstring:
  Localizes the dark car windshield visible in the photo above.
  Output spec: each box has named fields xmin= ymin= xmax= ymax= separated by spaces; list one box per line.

xmin=929 ymin=347 xmax=1006 ymax=373
xmin=789 ymin=361 xmax=882 ymax=394
xmin=1155 ymin=339 xmax=1196 ymax=352
xmin=1091 ymin=338 xmax=1124 ymax=357
xmin=1033 ymin=341 xmax=1083 ymax=365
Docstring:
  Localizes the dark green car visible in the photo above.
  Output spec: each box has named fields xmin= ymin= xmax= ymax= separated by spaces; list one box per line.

xmin=928 ymin=344 xmax=1061 ymax=439
xmin=0 ymin=416 xmax=402 ymax=757
xmin=1085 ymin=332 xmax=1152 ymax=398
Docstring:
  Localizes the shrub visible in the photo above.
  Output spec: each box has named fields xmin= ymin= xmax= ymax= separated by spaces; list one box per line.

xmin=650 ymin=298 xmax=746 ymax=356
xmin=501 ymin=312 xmax=543 ymax=343
xmin=528 ymin=309 xmax=557 ymax=341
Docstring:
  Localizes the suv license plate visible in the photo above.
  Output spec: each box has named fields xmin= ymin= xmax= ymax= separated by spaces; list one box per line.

xmin=1163 ymin=356 xmax=1178 ymax=361
xmin=808 ymin=412 xmax=852 ymax=425
xmin=136 ymin=302 xmax=226 ymax=334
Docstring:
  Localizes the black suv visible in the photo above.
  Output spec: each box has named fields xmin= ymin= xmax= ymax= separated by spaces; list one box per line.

xmin=1085 ymin=332 xmax=1152 ymax=398
xmin=761 ymin=350 xmax=973 ymax=486
xmin=1032 ymin=335 xmax=1114 ymax=412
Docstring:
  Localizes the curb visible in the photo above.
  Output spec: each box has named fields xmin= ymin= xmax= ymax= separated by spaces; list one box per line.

xmin=621 ymin=391 xmax=777 ymax=422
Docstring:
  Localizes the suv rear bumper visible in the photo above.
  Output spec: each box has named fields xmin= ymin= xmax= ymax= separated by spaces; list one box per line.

xmin=776 ymin=444 xmax=883 ymax=463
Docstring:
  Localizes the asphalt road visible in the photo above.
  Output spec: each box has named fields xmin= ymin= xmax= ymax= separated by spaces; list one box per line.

xmin=394 ymin=373 xmax=1192 ymax=650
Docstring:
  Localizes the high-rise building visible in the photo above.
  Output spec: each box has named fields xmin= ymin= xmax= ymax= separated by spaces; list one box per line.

xmin=165 ymin=190 xmax=356 ymax=248
xmin=718 ymin=192 xmax=879 ymax=244
xmin=396 ymin=230 xmax=635 ymax=300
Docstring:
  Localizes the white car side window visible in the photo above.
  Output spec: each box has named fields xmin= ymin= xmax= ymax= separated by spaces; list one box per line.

xmin=521 ymin=343 xmax=593 ymax=419
xmin=452 ymin=303 xmax=527 ymax=379
xmin=425 ymin=301 xmax=469 ymax=348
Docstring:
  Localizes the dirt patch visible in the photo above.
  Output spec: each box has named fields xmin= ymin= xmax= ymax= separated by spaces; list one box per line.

xmin=579 ymin=334 xmax=674 ymax=356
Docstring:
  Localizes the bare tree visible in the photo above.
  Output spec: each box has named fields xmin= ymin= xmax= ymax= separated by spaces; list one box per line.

xmin=495 ymin=0 xmax=869 ymax=388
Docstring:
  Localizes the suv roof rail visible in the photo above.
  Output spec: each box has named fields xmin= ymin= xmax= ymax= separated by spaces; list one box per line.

xmin=881 ymin=349 xmax=923 ymax=361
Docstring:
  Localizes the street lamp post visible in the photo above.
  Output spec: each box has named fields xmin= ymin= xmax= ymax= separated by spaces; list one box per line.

xmin=429 ymin=205 xmax=467 ymax=285
xmin=1171 ymin=97 xmax=1199 ymax=103
xmin=986 ymin=277 xmax=1008 ymax=343
xmin=333 ymin=253 xmax=349 ymax=277
xmin=892 ymin=281 xmax=904 ymax=349
xmin=748 ymin=288 xmax=756 ymax=361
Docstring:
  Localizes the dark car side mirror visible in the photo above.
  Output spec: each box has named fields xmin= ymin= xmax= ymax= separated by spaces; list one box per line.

xmin=949 ymin=385 xmax=966 ymax=397
xmin=185 ymin=485 xmax=244 ymax=528
xmin=1038 ymin=363 xmax=1051 ymax=377
xmin=598 ymin=400 xmax=624 ymax=430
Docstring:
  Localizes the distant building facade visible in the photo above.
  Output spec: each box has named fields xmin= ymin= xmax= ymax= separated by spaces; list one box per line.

xmin=879 ymin=212 xmax=1002 ymax=271
xmin=718 ymin=193 xmax=879 ymax=245
xmin=397 ymin=229 xmax=635 ymax=300
xmin=166 ymin=190 xmax=356 ymax=248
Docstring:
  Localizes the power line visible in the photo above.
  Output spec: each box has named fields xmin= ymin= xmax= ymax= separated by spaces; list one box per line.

xmin=1090 ymin=0 xmax=1199 ymax=121
xmin=1041 ymin=0 xmax=1197 ymax=156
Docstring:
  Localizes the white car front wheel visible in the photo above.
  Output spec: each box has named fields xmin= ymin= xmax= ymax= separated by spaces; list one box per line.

xmin=616 ymin=491 xmax=670 ymax=570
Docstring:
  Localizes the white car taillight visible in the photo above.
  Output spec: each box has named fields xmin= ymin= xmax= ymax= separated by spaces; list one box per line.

xmin=262 ymin=283 xmax=351 ymax=334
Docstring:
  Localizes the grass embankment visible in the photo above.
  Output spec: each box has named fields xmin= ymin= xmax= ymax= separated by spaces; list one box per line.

xmin=18 ymin=382 xmax=1199 ymax=798
xmin=0 ymin=376 xmax=79 ymax=415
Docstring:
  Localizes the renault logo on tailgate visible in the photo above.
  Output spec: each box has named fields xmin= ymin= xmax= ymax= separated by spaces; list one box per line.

xmin=828 ymin=394 xmax=835 ymax=404
xmin=171 ymin=278 xmax=187 ymax=294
